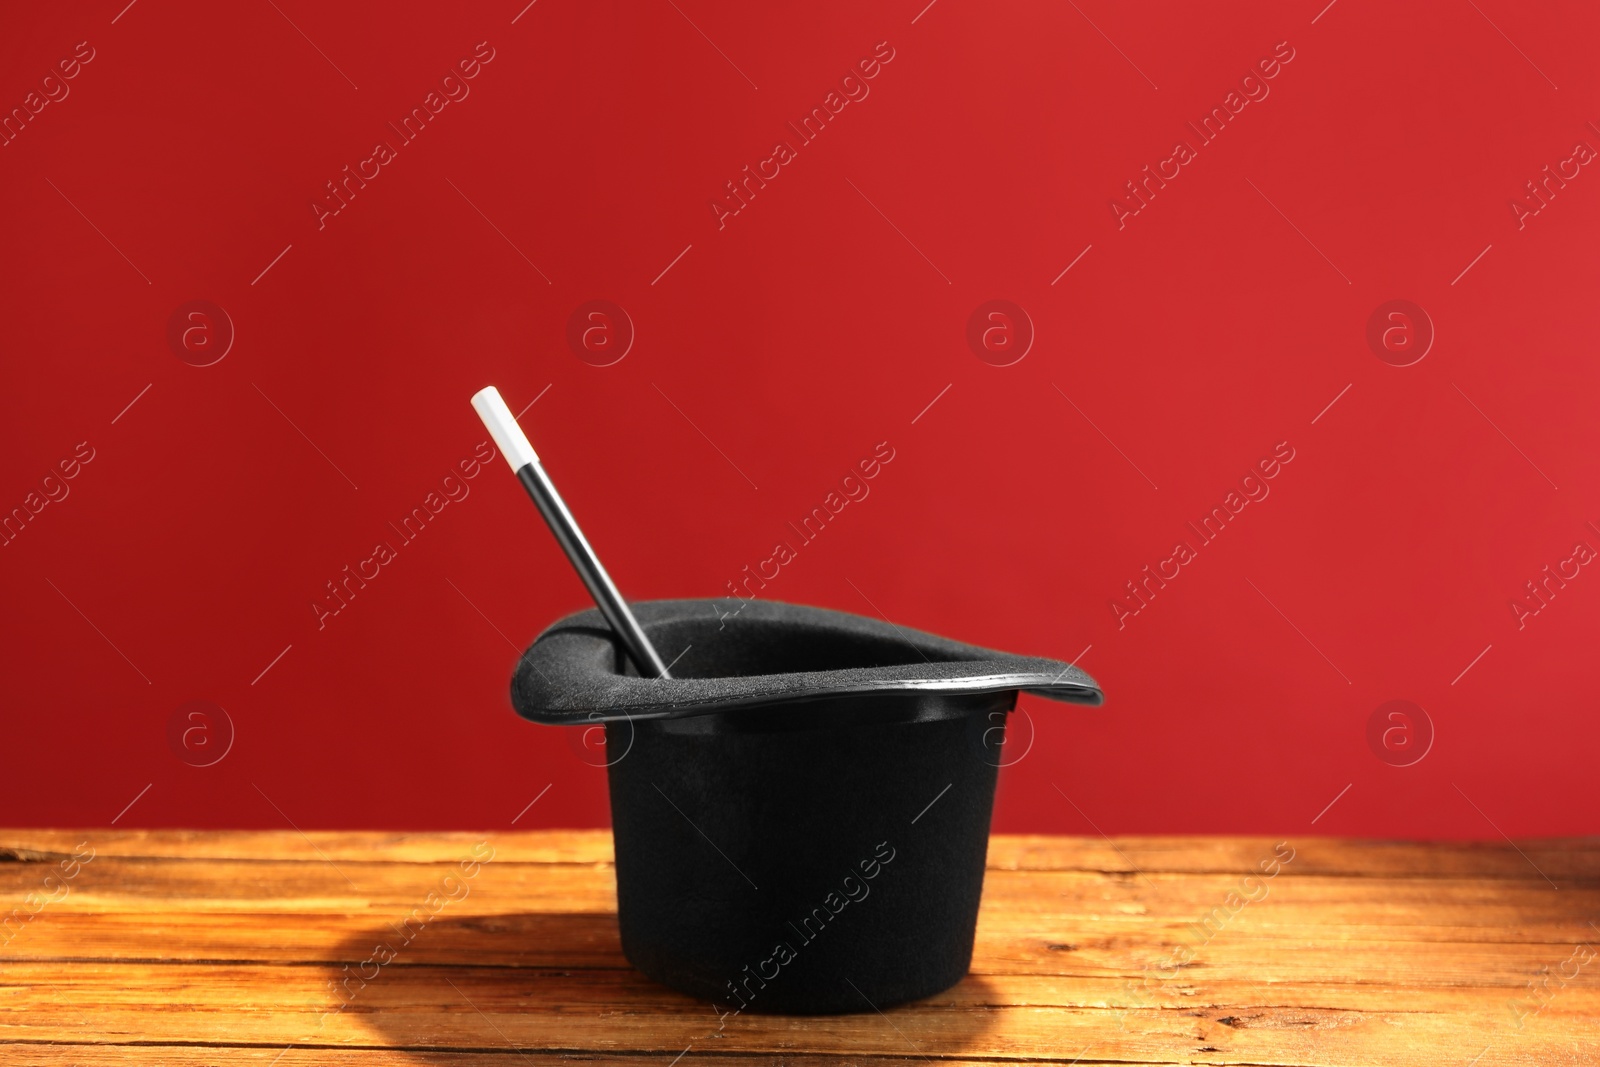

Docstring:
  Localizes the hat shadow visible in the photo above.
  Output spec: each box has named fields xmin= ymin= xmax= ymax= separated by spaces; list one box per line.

xmin=325 ymin=909 xmax=1002 ymax=1058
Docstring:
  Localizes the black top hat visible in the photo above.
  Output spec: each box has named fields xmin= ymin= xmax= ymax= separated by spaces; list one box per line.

xmin=512 ymin=598 xmax=1102 ymax=725
xmin=509 ymin=598 xmax=1103 ymax=1015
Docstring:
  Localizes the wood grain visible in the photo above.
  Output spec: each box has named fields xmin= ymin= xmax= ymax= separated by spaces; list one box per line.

xmin=0 ymin=830 xmax=1594 ymax=1065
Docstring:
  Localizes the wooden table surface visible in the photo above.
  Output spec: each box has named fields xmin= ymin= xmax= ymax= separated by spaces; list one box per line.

xmin=1 ymin=830 xmax=1595 ymax=1066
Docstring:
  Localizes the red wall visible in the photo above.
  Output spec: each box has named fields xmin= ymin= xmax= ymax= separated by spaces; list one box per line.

xmin=3 ymin=0 xmax=1596 ymax=838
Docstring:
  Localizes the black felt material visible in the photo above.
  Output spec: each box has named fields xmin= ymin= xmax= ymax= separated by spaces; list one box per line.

xmin=511 ymin=598 xmax=1103 ymax=725
xmin=508 ymin=597 xmax=1105 ymax=1014
xmin=608 ymin=700 xmax=1007 ymax=1013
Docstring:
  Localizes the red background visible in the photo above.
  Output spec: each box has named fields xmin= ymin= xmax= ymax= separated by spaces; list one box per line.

xmin=3 ymin=0 xmax=1596 ymax=838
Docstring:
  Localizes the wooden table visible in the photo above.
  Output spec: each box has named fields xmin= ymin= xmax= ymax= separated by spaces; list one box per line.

xmin=1 ymin=830 xmax=1595 ymax=1065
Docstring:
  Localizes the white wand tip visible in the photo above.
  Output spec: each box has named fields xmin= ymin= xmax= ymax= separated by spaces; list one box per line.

xmin=470 ymin=386 xmax=539 ymax=472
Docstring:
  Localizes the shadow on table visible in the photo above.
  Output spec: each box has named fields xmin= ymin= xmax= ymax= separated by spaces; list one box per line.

xmin=328 ymin=911 xmax=1001 ymax=1058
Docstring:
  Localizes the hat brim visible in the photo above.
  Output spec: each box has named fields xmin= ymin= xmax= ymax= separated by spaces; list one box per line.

xmin=511 ymin=598 xmax=1104 ymax=725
